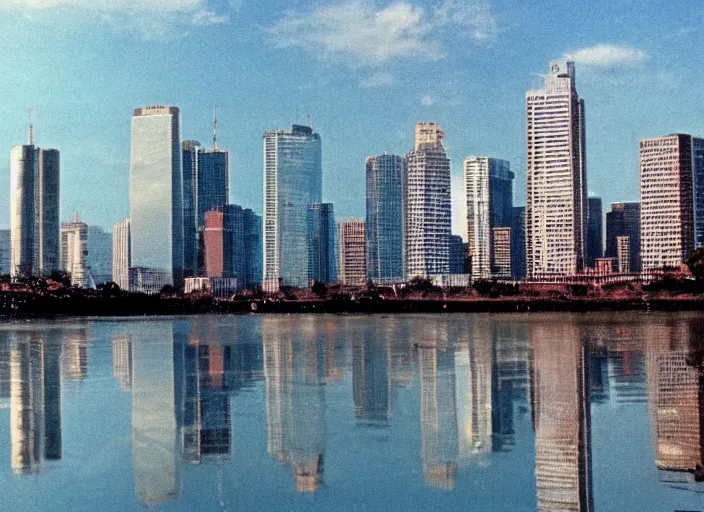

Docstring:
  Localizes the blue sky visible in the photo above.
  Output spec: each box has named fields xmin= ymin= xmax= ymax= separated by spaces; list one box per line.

xmin=0 ymin=0 xmax=703 ymax=238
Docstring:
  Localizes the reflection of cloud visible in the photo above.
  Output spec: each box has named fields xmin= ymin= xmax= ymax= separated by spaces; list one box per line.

xmin=1 ymin=0 xmax=230 ymax=39
xmin=563 ymin=44 xmax=647 ymax=68
xmin=266 ymin=0 xmax=498 ymax=67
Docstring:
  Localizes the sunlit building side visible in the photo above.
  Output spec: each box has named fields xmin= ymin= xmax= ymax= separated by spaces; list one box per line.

xmin=129 ymin=105 xmax=184 ymax=291
xmin=60 ymin=212 xmax=90 ymax=288
xmin=112 ymin=218 xmax=130 ymax=290
xmin=526 ymin=61 xmax=587 ymax=277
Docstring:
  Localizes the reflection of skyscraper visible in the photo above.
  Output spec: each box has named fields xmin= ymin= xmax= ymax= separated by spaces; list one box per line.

xmin=263 ymin=317 xmax=326 ymax=493
xmin=9 ymin=335 xmax=62 ymax=472
xmin=352 ymin=331 xmax=391 ymax=426
xmin=132 ymin=323 xmax=181 ymax=504
xmin=532 ymin=324 xmax=593 ymax=511
xmin=455 ymin=323 xmax=492 ymax=458
xmin=418 ymin=325 xmax=458 ymax=490
xmin=647 ymin=325 xmax=703 ymax=475
xmin=63 ymin=330 xmax=88 ymax=381
xmin=112 ymin=335 xmax=133 ymax=392
xmin=181 ymin=340 xmax=232 ymax=464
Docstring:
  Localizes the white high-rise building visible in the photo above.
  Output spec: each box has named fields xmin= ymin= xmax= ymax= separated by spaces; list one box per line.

xmin=404 ymin=123 xmax=451 ymax=279
xmin=526 ymin=61 xmax=587 ymax=277
xmin=129 ymin=106 xmax=183 ymax=292
xmin=60 ymin=212 xmax=91 ymax=288
xmin=263 ymin=125 xmax=322 ymax=291
xmin=112 ymin=218 xmax=131 ymax=290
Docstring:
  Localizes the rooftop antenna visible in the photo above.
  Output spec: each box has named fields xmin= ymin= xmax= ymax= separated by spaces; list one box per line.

xmin=307 ymin=114 xmax=313 ymax=131
xmin=28 ymin=108 xmax=34 ymax=146
xmin=213 ymin=104 xmax=218 ymax=150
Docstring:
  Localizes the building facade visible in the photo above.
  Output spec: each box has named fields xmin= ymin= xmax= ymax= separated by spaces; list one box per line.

xmin=448 ymin=235 xmax=467 ymax=275
xmin=87 ymin=226 xmax=112 ymax=286
xmin=492 ymin=227 xmax=511 ymax=278
xmin=365 ymin=154 xmax=405 ymax=283
xmin=640 ymin=134 xmax=704 ymax=270
xmin=60 ymin=213 xmax=90 ymax=288
xmin=586 ymin=197 xmax=603 ymax=268
xmin=0 ymin=230 xmax=10 ymax=276
xmin=405 ymin=123 xmax=451 ymax=279
xmin=112 ymin=218 xmax=131 ymax=290
xmin=129 ymin=105 xmax=183 ymax=291
xmin=182 ymin=140 xmax=201 ymax=278
xmin=307 ymin=203 xmax=336 ymax=284
xmin=263 ymin=125 xmax=322 ymax=290
xmin=203 ymin=205 xmax=262 ymax=290
xmin=526 ymin=61 xmax=587 ymax=277
xmin=338 ymin=219 xmax=366 ymax=286
xmin=605 ymin=202 xmax=640 ymax=273
xmin=510 ymin=207 xmax=526 ymax=279
xmin=10 ymin=144 xmax=60 ymax=278
xmin=464 ymin=156 xmax=513 ymax=279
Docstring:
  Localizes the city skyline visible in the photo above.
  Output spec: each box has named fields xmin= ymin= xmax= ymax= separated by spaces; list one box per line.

xmin=1 ymin=1 xmax=700 ymax=235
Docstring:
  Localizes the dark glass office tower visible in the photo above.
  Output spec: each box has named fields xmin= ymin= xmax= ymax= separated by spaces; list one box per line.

xmin=586 ymin=197 xmax=603 ymax=267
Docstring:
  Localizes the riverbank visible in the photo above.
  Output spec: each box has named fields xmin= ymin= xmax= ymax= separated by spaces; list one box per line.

xmin=3 ymin=290 xmax=704 ymax=317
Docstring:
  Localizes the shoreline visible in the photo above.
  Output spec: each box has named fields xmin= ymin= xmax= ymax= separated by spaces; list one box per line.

xmin=3 ymin=292 xmax=704 ymax=318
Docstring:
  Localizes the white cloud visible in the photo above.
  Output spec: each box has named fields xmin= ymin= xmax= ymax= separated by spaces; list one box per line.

xmin=563 ymin=44 xmax=648 ymax=68
xmin=420 ymin=95 xmax=435 ymax=106
xmin=267 ymin=0 xmax=497 ymax=67
xmin=360 ymin=71 xmax=395 ymax=88
xmin=0 ymin=0 xmax=230 ymax=38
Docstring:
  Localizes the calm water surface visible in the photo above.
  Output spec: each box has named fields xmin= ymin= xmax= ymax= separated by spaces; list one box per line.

xmin=0 ymin=313 xmax=702 ymax=511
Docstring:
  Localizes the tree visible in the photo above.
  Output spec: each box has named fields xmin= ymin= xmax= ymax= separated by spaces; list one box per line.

xmin=311 ymin=280 xmax=328 ymax=298
xmin=100 ymin=281 xmax=121 ymax=297
xmin=687 ymin=248 xmax=704 ymax=280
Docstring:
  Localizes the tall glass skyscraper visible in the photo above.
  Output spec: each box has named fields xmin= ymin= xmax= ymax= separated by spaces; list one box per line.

xmin=129 ymin=106 xmax=183 ymax=291
xmin=307 ymin=203 xmax=336 ymax=284
xmin=586 ymin=197 xmax=603 ymax=268
xmin=263 ymin=125 xmax=322 ymax=290
xmin=365 ymin=154 xmax=404 ymax=283
xmin=404 ymin=123 xmax=451 ymax=279
xmin=605 ymin=202 xmax=640 ymax=272
xmin=10 ymin=143 xmax=60 ymax=278
xmin=464 ymin=156 xmax=513 ymax=279
xmin=526 ymin=61 xmax=587 ymax=277
xmin=182 ymin=140 xmax=200 ymax=278
xmin=181 ymin=141 xmax=229 ymax=278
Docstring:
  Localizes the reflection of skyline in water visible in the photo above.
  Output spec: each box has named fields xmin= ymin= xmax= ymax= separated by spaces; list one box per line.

xmin=1 ymin=314 xmax=703 ymax=509
xmin=532 ymin=324 xmax=594 ymax=512
xmin=646 ymin=321 xmax=704 ymax=482
xmin=263 ymin=317 xmax=326 ymax=493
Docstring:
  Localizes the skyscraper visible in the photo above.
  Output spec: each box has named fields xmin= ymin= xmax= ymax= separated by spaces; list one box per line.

xmin=263 ymin=125 xmax=322 ymax=290
xmin=86 ymin=225 xmax=112 ymax=286
xmin=182 ymin=140 xmax=201 ymax=277
xmin=586 ymin=197 xmax=603 ymax=268
xmin=112 ymin=218 xmax=131 ymax=290
xmin=0 ymin=230 xmax=10 ymax=276
xmin=510 ymin=206 xmax=526 ymax=279
xmin=526 ymin=61 xmax=587 ymax=277
xmin=10 ymin=143 xmax=60 ymax=278
xmin=60 ymin=213 xmax=90 ymax=288
xmin=464 ymin=156 xmax=514 ymax=279
xmin=307 ymin=203 xmax=336 ymax=284
xmin=365 ymin=154 xmax=405 ymax=284
xmin=448 ymin=235 xmax=467 ymax=275
xmin=605 ymin=202 xmax=640 ymax=272
xmin=338 ymin=219 xmax=366 ymax=286
xmin=640 ymin=134 xmax=704 ymax=270
xmin=405 ymin=123 xmax=451 ymax=279
xmin=129 ymin=105 xmax=183 ymax=292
